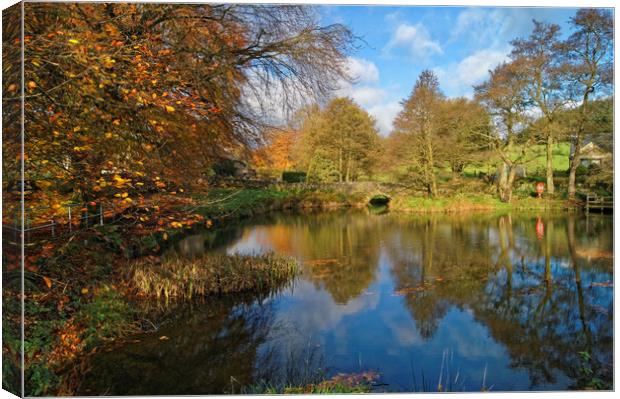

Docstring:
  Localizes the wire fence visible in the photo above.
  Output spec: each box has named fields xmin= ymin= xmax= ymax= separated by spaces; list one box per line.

xmin=2 ymin=202 xmax=107 ymax=244
xmin=2 ymin=180 xmax=414 ymax=245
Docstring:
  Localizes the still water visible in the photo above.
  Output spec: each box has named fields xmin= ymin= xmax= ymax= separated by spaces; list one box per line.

xmin=79 ymin=210 xmax=613 ymax=394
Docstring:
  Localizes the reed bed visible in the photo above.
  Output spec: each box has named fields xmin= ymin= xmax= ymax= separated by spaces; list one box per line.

xmin=128 ymin=253 xmax=298 ymax=299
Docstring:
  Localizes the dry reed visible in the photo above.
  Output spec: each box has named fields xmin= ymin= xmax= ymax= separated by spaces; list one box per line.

xmin=128 ymin=253 xmax=298 ymax=300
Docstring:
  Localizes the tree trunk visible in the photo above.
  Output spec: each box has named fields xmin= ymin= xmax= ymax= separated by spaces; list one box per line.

xmin=567 ymin=136 xmax=581 ymax=201
xmin=338 ymin=148 xmax=343 ymax=183
xmin=505 ymin=165 xmax=517 ymax=202
xmin=497 ymin=162 xmax=508 ymax=201
xmin=498 ymin=162 xmax=517 ymax=203
xmin=426 ymin=136 xmax=437 ymax=197
xmin=545 ymin=134 xmax=555 ymax=194
xmin=568 ymin=90 xmax=591 ymax=200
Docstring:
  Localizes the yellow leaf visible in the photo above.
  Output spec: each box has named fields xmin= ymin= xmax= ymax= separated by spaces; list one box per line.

xmin=163 ymin=233 xmax=168 ymax=240
xmin=165 ymin=105 xmax=175 ymax=113
xmin=26 ymin=81 xmax=37 ymax=90
xmin=159 ymin=336 xmax=170 ymax=341
xmin=121 ymin=192 xmax=128 ymax=198
xmin=43 ymin=276 xmax=52 ymax=289
xmin=68 ymin=38 xmax=80 ymax=45
xmin=81 ymin=288 xmax=89 ymax=294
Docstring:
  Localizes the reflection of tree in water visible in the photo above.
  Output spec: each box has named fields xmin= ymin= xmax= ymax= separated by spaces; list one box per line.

xmin=169 ymin=210 xmax=383 ymax=305
xmin=385 ymin=213 xmax=613 ymax=388
xmin=387 ymin=215 xmax=495 ymax=339
xmin=77 ymin=295 xmax=277 ymax=395
xmin=164 ymin=225 xmax=246 ymax=260
xmin=261 ymin=210 xmax=382 ymax=305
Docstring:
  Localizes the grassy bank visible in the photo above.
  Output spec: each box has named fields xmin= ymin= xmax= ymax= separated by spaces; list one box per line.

xmin=242 ymin=372 xmax=379 ymax=394
xmin=391 ymin=193 xmax=570 ymax=213
xmin=192 ymin=186 xmax=359 ymax=221
xmin=129 ymin=253 xmax=298 ymax=299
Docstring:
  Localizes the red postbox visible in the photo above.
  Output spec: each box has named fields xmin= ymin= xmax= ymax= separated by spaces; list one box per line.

xmin=535 ymin=182 xmax=545 ymax=198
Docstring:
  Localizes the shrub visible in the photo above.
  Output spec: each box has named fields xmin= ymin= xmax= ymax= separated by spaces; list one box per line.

xmin=282 ymin=171 xmax=307 ymax=183
xmin=576 ymin=165 xmax=588 ymax=177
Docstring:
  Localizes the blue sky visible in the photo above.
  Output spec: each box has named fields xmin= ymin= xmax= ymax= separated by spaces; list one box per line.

xmin=317 ymin=6 xmax=581 ymax=134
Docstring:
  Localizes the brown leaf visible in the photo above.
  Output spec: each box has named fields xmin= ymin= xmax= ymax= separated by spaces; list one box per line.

xmin=43 ymin=276 xmax=52 ymax=289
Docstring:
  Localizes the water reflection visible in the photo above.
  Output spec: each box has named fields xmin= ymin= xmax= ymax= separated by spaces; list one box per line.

xmin=79 ymin=210 xmax=613 ymax=394
xmin=79 ymin=295 xmax=277 ymax=395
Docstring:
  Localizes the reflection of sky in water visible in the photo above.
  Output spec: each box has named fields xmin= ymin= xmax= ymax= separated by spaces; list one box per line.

xmin=248 ymin=244 xmax=570 ymax=391
xmin=224 ymin=213 xmax=612 ymax=391
xmin=81 ymin=212 xmax=613 ymax=394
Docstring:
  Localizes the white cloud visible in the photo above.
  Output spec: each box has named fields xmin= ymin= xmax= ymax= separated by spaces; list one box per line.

xmin=334 ymin=57 xmax=398 ymax=135
xmin=385 ymin=22 xmax=443 ymax=60
xmin=338 ymin=84 xmax=386 ymax=107
xmin=346 ymin=57 xmax=380 ymax=84
xmin=449 ymin=8 xmax=547 ymax=50
xmin=368 ymin=101 xmax=401 ymax=136
xmin=436 ymin=47 xmax=509 ymax=98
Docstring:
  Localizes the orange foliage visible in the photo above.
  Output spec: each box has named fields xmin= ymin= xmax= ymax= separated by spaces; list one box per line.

xmin=252 ymin=129 xmax=298 ymax=172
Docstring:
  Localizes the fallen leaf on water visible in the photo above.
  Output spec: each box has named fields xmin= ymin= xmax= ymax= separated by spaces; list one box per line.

xmin=590 ymin=281 xmax=613 ymax=288
xmin=43 ymin=276 xmax=52 ymax=289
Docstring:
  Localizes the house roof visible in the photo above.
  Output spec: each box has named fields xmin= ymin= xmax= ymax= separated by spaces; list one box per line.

xmin=581 ymin=142 xmax=611 ymax=158
xmin=570 ymin=137 xmax=612 ymax=158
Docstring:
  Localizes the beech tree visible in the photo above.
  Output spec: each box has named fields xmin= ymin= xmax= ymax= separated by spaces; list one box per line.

xmin=562 ymin=9 xmax=613 ymax=200
xmin=3 ymin=3 xmax=355 ymax=223
xmin=510 ymin=21 xmax=567 ymax=195
xmin=475 ymin=61 xmax=532 ymax=202
xmin=393 ymin=70 xmax=444 ymax=197
xmin=436 ymin=97 xmax=491 ymax=178
xmin=295 ymin=98 xmax=380 ymax=182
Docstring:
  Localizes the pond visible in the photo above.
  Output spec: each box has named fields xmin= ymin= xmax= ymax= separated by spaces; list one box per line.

xmin=78 ymin=209 xmax=613 ymax=394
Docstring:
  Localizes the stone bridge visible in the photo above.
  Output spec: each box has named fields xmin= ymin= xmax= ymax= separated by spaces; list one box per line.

xmin=281 ymin=181 xmax=413 ymax=206
xmin=220 ymin=178 xmax=415 ymax=206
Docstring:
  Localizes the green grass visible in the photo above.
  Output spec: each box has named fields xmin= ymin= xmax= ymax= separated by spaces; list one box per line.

xmin=242 ymin=372 xmax=378 ymax=394
xmin=192 ymin=186 xmax=357 ymax=223
xmin=464 ymin=142 xmax=571 ymax=176
xmin=392 ymin=193 xmax=567 ymax=213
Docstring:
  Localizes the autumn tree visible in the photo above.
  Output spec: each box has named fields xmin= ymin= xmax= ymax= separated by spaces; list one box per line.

xmin=436 ymin=97 xmax=491 ymax=178
xmin=251 ymin=128 xmax=298 ymax=178
xmin=3 ymin=3 xmax=355 ymax=223
xmin=561 ymin=8 xmax=613 ymax=200
xmin=475 ymin=61 xmax=532 ymax=202
xmin=393 ymin=70 xmax=444 ymax=197
xmin=510 ymin=21 xmax=567 ymax=195
xmin=295 ymin=98 xmax=380 ymax=183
